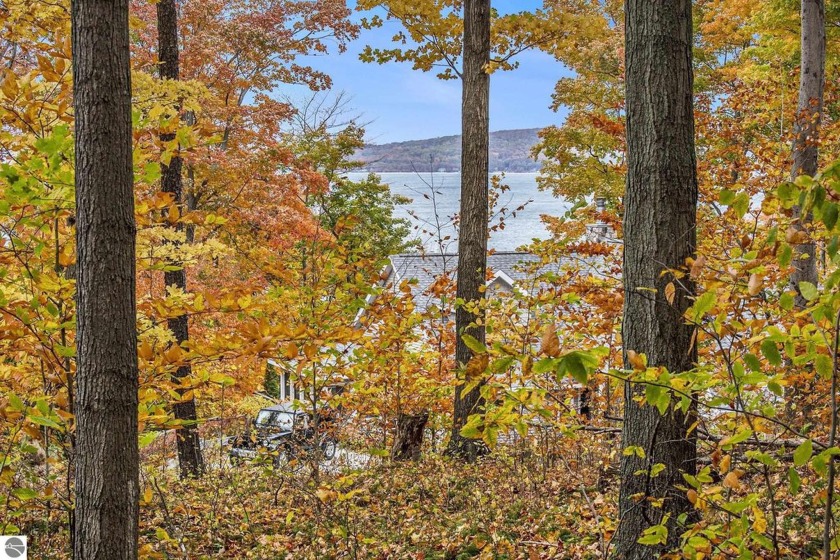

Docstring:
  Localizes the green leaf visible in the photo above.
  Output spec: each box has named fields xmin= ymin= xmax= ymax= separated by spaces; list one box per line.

xmin=760 ymin=339 xmax=782 ymax=366
xmin=745 ymin=450 xmax=778 ymax=467
xmin=623 ymin=445 xmax=646 ymax=459
xmin=139 ymin=432 xmax=158 ymax=449
xmin=779 ymin=243 xmax=794 ymax=267
xmin=645 ymin=383 xmax=662 ymax=407
xmin=156 ymin=528 xmax=171 ymax=542
xmin=719 ymin=189 xmax=737 ymax=205
xmin=829 ymin=237 xmax=839 ymax=259
xmin=28 ymin=416 xmax=62 ymax=430
xmin=490 ymin=356 xmax=516 ymax=374
xmin=752 ymin=532 xmax=774 ymax=551
xmin=638 ymin=523 xmax=668 ymax=546
xmin=793 ymin=439 xmax=813 ymax=467
xmin=461 ymin=334 xmax=486 ymax=355
xmin=788 ymin=467 xmax=801 ymax=495
xmin=722 ymin=499 xmax=752 ymax=514
xmin=732 ymin=193 xmax=750 ymax=217
xmin=649 ymin=463 xmax=666 ymax=478
xmin=12 ymin=488 xmax=37 ymax=500
xmin=743 ymin=353 xmax=762 ymax=372
xmin=777 ymin=181 xmax=796 ymax=203
xmin=532 ymin=358 xmax=557 ymax=374
xmin=9 ymin=394 xmax=25 ymax=412
xmin=690 ymin=291 xmax=716 ymax=321
xmin=726 ymin=429 xmax=753 ymax=447
xmin=798 ymin=281 xmax=819 ymax=302
xmin=815 ymin=354 xmax=834 ymax=380
xmin=824 ymin=203 xmax=839 ymax=230
xmin=779 ymin=291 xmax=795 ymax=311
xmin=558 ymin=351 xmax=598 ymax=384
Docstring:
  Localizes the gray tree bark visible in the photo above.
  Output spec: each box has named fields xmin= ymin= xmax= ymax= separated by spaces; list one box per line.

xmin=790 ymin=0 xmax=824 ymax=308
xmin=72 ymin=0 xmax=139 ymax=557
xmin=157 ymin=0 xmax=205 ymax=479
xmin=447 ymin=0 xmax=491 ymax=462
xmin=612 ymin=1 xmax=698 ymax=558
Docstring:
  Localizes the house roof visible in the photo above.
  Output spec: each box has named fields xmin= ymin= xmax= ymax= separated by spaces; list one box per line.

xmin=384 ymin=252 xmax=559 ymax=312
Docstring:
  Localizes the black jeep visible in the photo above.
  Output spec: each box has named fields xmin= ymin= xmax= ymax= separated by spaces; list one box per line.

xmin=228 ymin=403 xmax=337 ymax=467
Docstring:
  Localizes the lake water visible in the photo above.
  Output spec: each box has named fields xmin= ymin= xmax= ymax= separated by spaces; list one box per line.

xmin=347 ymin=172 xmax=569 ymax=252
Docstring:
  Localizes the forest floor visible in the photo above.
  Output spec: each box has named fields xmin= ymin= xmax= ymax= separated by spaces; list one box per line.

xmin=29 ymin=437 xmax=613 ymax=559
xmin=140 ymin=455 xmax=608 ymax=559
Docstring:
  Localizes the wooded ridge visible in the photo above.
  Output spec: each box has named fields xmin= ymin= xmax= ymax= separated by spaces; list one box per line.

xmin=352 ymin=128 xmax=543 ymax=172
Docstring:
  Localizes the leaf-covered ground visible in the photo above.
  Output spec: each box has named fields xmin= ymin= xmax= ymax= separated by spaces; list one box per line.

xmin=26 ymin=438 xmax=612 ymax=559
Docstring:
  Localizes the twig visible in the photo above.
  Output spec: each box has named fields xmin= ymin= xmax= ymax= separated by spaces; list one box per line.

xmin=823 ymin=308 xmax=840 ymax=560
xmin=558 ymin=453 xmax=606 ymax=558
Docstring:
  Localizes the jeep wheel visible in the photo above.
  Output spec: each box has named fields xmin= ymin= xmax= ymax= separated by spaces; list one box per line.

xmin=321 ymin=438 xmax=337 ymax=461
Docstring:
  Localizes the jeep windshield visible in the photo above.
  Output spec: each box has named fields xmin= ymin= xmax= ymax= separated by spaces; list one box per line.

xmin=255 ymin=410 xmax=296 ymax=431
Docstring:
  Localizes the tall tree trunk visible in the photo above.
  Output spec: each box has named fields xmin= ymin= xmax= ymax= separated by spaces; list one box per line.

xmin=612 ymin=1 xmax=698 ymax=558
xmin=72 ymin=0 xmax=139 ymax=557
xmin=446 ymin=0 xmax=491 ymax=461
xmin=157 ymin=0 xmax=204 ymax=479
xmin=790 ymin=0 xmax=824 ymax=309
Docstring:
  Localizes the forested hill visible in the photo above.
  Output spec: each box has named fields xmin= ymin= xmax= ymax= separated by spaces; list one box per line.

xmin=353 ymin=128 xmax=543 ymax=173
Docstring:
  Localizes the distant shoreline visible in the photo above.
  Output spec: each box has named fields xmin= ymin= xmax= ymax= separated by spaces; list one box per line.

xmin=352 ymin=128 xmax=544 ymax=174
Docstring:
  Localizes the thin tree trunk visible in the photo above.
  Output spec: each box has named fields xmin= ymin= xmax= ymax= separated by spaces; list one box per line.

xmin=447 ymin=0 xmax=491 ymax=462
xmin=612 ymin=1 xmax=698 ymax=558
xmin=391 ymin=412 xmax=429 ymax=461
xmin=157 ymin=0 xmax=204 ymax=479
xmin=72 ymin=0 xmax=139 ymax=556
xmin=790 ymin=0 xmax=824 ymax=309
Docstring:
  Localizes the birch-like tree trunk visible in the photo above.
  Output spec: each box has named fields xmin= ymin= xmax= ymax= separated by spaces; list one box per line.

xmin=790 ymin=0 xmax=825 ymax=308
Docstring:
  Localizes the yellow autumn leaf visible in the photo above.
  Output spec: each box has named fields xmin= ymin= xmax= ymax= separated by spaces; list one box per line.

xmin=752 ymin=506 xmax=767 ymax=533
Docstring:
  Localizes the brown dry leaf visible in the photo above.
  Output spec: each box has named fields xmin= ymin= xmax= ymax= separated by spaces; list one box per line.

xmin=627 ymin=350 xmax=646 ymax=371
xmin=687 ymin=489 xmax=698 ymax=505
xmin=540 ymin=323 xmax=561 ymax=358
xmin=740 ymin=234 xmax=752 ymax=249
xmin=690 ymin=255 xmax=706 ymax=279
xmin=786 ymin=226 xmax=808 ymax=244
xmin=747 ymin=273 xmax=763 ymax=296
xmin=139 ymin=340 xmax=153 ymax=361
xmin=465 ymin=354 xmax=490 ymax=380
xmin=283 ymin=342 xmax=298 ymax=359
xmin=723 ymin=470 xmax=742 ymax=490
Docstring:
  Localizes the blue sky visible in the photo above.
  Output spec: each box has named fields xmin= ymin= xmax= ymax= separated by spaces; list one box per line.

xmin=278 ymin=1 xmax=571 ymax=144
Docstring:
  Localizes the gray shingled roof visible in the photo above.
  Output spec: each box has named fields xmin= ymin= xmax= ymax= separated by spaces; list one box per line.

xmin=386 ymin=252 xmax=558 ymax=312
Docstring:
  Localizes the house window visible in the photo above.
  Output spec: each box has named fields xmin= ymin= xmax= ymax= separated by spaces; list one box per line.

xmin=283 ymin=372 xmax=290 ymax=401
